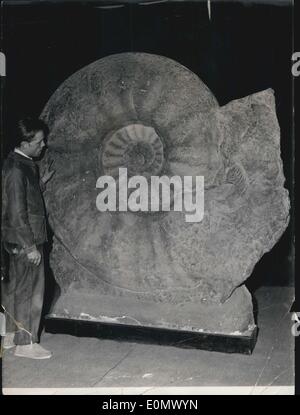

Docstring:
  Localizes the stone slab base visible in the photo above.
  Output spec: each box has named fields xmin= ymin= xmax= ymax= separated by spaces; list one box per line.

xmin=44 ymin=316 xmax=258 ymax=355
xmin=47 ymin=284 xmax=255 ymax=334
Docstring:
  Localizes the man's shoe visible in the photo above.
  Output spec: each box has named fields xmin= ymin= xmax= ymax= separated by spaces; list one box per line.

xmin=3 ymin=333 xmax=15 ymax=349
xmin=14 ymin=343 xmax=52 ymax=359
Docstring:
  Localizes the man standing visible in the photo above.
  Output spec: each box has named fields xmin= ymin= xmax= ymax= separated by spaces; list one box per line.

xmin=1 ymin=117 xmax=55 ymax=359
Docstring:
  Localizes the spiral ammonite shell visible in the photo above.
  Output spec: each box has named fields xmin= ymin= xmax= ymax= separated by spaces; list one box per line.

xmin=102 ymin=124 xmax=164 ymax=178
xmin=41 ymin=53 xmax=289 ymax=333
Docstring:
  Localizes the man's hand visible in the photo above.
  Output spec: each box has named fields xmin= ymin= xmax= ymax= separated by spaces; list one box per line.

xmin=27 ymin=249 xmax=41 ymax=266
xmin=41 ymin=159 xmax=55 ymax=185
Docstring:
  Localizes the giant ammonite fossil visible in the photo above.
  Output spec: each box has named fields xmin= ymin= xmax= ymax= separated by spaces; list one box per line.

xmin=41 ymin=53 xmax=289 ymax=328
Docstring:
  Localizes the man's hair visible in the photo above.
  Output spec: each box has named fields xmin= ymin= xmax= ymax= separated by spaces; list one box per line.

xmin=16 ymin=117 xmax=49 ymax=146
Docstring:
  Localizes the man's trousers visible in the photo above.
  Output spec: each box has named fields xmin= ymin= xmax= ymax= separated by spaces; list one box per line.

xmin=1 ymin=244 xmax=45 ymax=345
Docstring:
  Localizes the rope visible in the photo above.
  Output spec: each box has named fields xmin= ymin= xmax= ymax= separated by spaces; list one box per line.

xmin=0 ymin=305 xmax=33 ymax=357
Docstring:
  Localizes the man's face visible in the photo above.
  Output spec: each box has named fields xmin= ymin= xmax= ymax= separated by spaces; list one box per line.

xmin=26 ymin=131 xmax=46 ymax=158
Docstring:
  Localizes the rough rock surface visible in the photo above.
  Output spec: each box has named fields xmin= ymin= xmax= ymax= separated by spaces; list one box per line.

xmin=41 ymin=53 xmax=289 ymax=334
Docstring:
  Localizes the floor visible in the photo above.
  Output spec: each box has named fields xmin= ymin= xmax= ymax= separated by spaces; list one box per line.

xmin=1 ymin=287 xmax=295 ymax=395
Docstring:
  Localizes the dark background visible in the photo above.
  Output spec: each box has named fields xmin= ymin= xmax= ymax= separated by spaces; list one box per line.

xmin=0 ymin=0 xmax=294 ymax=290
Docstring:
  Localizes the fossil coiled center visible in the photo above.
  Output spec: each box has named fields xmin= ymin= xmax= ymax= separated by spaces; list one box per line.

xmin=102 ymin=124 xmax=164 ymax=178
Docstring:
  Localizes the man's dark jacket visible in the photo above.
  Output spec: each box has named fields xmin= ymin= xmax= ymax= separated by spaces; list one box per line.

xmin=2 ymin=151 xmax=47 ymax=253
